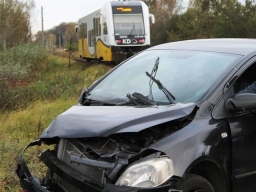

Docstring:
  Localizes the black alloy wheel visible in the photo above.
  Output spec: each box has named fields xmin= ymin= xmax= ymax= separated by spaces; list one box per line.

xmin=177 ymin=174 xmax=215 ymax=192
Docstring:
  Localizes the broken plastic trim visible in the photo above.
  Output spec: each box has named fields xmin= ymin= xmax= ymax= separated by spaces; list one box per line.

xmin=17 ymin=157 xmax=50 ymax=192
xmin=68 ymin=150 xmax=128 ymax=181
xmin=68 ymin=151 xmax=116 ymax=169
xmin=21 ymin=139 xmax=42 ymax=155
xmin=16 ymin=139 xmax=50 ymax=192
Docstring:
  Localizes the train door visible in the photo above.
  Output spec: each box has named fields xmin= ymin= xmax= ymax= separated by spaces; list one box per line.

xmin=97 ymin=14 xmax=111 ymax=61
xmin=88 ymin=16 xmax=96 ymax=59
xmin=78 ymin=23 xmax=87 ymax=58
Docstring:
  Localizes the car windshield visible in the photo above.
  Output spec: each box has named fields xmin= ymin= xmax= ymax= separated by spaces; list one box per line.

xmin=88 ymin=50 xmax=241 ymax=104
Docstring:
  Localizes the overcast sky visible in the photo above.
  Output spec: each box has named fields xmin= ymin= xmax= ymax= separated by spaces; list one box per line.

xmin=31 ymin=0 xmax=111 ymax=34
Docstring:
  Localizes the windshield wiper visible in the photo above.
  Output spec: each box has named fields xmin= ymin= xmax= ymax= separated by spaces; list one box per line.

xmin=126 ymin=93 xmax=140 ymax=105
xmin=146 ymin=71 xmax=176 ymax=104
xmin=82 ymin=94 xmax=124 ymax=106
xmin=116 ymin=92 xmax=156 ymax=106
xmin=132 ymin=92 xmax=157 ymax=105
xmin=129 ymin=22 xmax=136 ymax=35
xmin=148 ymin=57 xmax=159 ymax=101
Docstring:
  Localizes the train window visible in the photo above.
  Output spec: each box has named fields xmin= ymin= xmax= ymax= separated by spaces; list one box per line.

xmin=99 ymin=18 xmax=101 ymax=36
xmin=84 ymin=23 xmax=87 ymax=38
xmin=91 ymin=30 xmax=94 ymax=46
xmin=103 ymin=22 xmax=108 ymax=35
xmin=88 ymin=30 xmax=95 ymax=47
xmin=79 ymin=24 xmax=83 ymax=38
xmin=96 ymin=18 xmax=101 ymax=36
xmin=95 ymin=18 xmax=98 ymax=36
xmin=88 ymin=31 xmax=91 ymax=46
xmin=79 ymin=23 xmax=87 ymax=39
xmin=93 ymin=18 xmax=96 ymax=37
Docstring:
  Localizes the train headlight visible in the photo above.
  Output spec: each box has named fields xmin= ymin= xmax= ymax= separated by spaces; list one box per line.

xmin=116 ymin=39 xmax=122 ymax=44
xmin=115 ymin=157 xmax=173 ymax=188
xmin=138 ymin=39 xmax=145 ymax=43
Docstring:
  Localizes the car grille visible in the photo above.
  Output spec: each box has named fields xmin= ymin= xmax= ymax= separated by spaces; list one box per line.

xmin=57 ymin=139 xmax=105 ymax=191
xmin=58 ymin=177 xmax=84 ymax=192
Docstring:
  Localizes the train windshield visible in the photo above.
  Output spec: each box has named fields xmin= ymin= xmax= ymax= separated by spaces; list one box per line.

xmin=113 ymin=14 xmax=145 ymax=36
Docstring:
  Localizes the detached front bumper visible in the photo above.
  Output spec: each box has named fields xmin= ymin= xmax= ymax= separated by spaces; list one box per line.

xmin=16 ymin=150 xmax=177 ymax=192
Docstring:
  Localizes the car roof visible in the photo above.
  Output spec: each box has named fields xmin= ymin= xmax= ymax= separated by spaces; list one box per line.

xmin=149 ymin=38 xmax=256 ymax=55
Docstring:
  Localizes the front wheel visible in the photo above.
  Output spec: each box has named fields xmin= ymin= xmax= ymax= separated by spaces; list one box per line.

xmin=177 ymin=174 xmax=215 ymax=192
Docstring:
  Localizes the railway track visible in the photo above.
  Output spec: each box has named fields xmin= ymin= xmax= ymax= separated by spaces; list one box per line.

xmin=71 ymin=56 xmax=120 ymax=66
xmin=72 ymin=57 xmax=89 ymax=63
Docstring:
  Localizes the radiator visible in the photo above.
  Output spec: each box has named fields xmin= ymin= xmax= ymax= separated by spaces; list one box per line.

xmin=56 ymin=139 xmax=105 ymax=191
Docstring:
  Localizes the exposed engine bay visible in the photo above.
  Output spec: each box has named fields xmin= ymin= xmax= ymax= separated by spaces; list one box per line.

xmin=54 ymin=116 xmax=194 ymax=186
xmin=69 ymin=117 xmax=192 ymax=161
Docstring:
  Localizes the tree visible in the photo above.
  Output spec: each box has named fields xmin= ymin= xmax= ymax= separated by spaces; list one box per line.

xmin=167 ymin=0 xmax=256 ymax=41
xmin=35 ymin=22 xmax=78 ymax=49
xmin=244 ymin=0 xmax=256 ymax=38
xmin=212 ymin=0 xmax=254 ymax=38
xmin=144 ymin=0 xmax=184 ymax=45
xmin=0 ymin=0 xmax=35 ymax=50
xmin=63 ymin=22 xmax=78 ymax=48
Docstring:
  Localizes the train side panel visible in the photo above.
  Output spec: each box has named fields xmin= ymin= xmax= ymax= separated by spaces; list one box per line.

xmin=96 ymin=38 xmax=112 ymax=61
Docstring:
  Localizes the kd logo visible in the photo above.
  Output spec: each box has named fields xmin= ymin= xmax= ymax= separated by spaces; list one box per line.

xmin=122 ymin=39 xmax=131 ymax=44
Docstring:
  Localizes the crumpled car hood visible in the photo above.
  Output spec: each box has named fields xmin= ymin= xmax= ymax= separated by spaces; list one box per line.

xmin=40 ymin=103 xmax=196 ymax=139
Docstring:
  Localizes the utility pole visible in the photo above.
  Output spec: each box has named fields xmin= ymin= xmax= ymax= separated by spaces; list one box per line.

xmin=41 ymin=6 xmax=44 ymax=47
xmin=49 ymin=35 xmax=53 ymax=54
xmin=59 ymin=29 xmax=61 ymax=49
xmin=68 ymin=34 xmax=71 ymax=68
xmin=67 ymin=34 xmax=74 ymax=68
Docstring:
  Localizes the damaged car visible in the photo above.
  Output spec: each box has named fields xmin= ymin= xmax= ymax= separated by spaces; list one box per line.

xmin=17 ymin=39 xmax=256 ymax=192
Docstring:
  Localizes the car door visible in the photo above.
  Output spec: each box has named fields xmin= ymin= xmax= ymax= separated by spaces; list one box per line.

xmin=226 ymin=60 xmax=256 ymax=192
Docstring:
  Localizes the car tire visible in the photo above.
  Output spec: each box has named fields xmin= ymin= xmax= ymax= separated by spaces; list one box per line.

xmin=178 ymin=174 xmax=215 ymax=192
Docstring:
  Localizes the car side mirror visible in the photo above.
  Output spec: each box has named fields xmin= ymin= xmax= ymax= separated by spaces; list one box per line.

xmin=226 ymin=93 xmax=256 ymax=112
xmin=78 ymin=86 xmax=88 ymax=105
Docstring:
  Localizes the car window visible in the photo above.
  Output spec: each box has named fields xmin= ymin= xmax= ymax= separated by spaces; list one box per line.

xmin=234 ymin=62 xmax=256 ymax=94
xmin=88 ymin=50 xmax=241 ymax=104
xmin=212 ymin=58 xmax=256 ymax=119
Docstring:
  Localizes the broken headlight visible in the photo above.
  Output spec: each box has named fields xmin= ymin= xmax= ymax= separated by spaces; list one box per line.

xmin=115 ymin=157 xmax=173 ymax=188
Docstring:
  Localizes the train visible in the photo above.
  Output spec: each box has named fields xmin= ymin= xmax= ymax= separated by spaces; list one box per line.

xmin=75 ymin=0 xmax=155 ymax=63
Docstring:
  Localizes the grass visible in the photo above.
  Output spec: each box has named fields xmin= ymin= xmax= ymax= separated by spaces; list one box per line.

xmin=0 ymin=50 xmax=111 ymax=191
xmin=0 ymin=99 xmax=76 ymax=191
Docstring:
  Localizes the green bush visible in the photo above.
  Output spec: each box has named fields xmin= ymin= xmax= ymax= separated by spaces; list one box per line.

xmin=0 ymin=43 xmax=48 ymax=111
xmin=0 ymin=43 xmax=111 ymax=112
xmin=0 ymin=42 xmax=48 ymax=69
